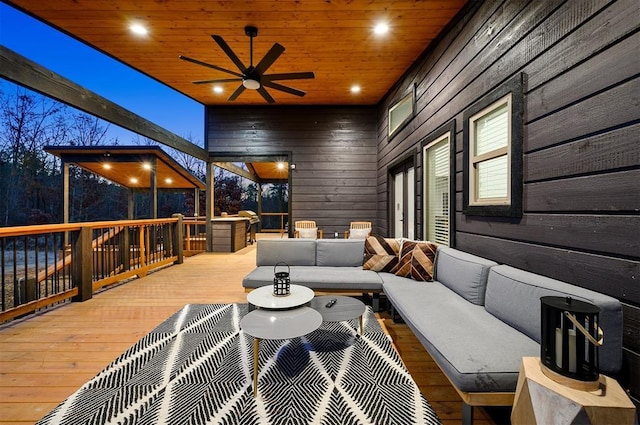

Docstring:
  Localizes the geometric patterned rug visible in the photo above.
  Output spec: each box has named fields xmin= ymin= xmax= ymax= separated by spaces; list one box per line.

xmin=37 ymin=304 xmax=441 ymax=425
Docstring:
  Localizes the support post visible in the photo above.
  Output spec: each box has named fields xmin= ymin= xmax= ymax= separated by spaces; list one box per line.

xmin=172 ymin=214 xmax=184 ymax=264
xmin=128 ymin=189 xmax=134 ymax=220
xmin=462 ymin=402 xmax=474 ymax=425
xmin=150 ymin=157 xmax=157 ymax=219
xmin=71 ymin=226 xmax=93 ymax=302
xmin=257 ymin=182 xmax=262 ymax=232
xmin=205 ymin=161 xmax=215 ymax=252
xmin=194 ymin=188 xmax=200 ymax=217
xmin=63 ymin=161 xmax=70 ymax=247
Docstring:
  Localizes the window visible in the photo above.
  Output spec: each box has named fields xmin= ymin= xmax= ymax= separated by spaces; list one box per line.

xmin=469 ymin=95 xmax=511 ymax=205
xmin=388 ymin=85 xmax=415 ymax=138
xmin=463 ymin=73 xmax=524 ymax=218
xmin=424 ymin=133 xmax=450 ymax=245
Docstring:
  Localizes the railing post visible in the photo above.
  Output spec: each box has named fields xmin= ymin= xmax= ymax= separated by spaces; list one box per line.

xmin=172 ymin=214 xmax=184 ymax=264
xmin=121 ymin=226 xmax=130 ymax=271
xmin=71 ymin=226 xmax=93 ymax=302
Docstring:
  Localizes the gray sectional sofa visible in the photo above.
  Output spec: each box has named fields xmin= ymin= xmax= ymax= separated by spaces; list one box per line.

xmin=383 ymin=246 xmax=623 ymax=423
xmin=242 ymin=239 xmax=384 ymax=309
xmin=242 ymin=239 xmax=624 ymax=424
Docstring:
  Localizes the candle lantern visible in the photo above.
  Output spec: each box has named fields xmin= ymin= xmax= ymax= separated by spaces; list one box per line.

xmin=540 ymin=296 xmax=603 ymax=390
xmin=273 ymin=262 xmax=291 ymax=297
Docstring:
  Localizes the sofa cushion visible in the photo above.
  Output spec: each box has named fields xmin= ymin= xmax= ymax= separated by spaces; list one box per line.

xmin=434 ymin=247 xmax=497 ymax=305
xmin=394 ymin=240 xmax=415 ymax=277
xmin=411 ymin=242 xmax=438 ymax=281
xmin=485 ymin=264 xmax=623 ymax=374
xmin=395 ymin=241 xmax=438 ymax=281
xmin=382 ymin=275 xmax=539 ymax=392
xmin=317 ymin=239 xmax=365 ymax=267
xmin=255 ymin=239 xmax=316 ymax=266
xmin=243 ymin=266 xmax=383 ymax=291
xmin=363 ymin=235 xmax=400 ymax=272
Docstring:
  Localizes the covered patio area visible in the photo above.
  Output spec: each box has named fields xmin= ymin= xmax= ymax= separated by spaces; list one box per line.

xmin=0 ymin=235 xmax=502 ymax=425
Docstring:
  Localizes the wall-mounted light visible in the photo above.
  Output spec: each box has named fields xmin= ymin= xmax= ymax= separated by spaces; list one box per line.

xmin=290 ymin=164 xmax=296 ymax=170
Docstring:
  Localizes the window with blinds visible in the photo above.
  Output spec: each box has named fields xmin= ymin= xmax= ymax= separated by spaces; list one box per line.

xmin=424 ymin=134 xmax=449 ymax=245
xmin=469 ymin=94 xmax=512 ymax=205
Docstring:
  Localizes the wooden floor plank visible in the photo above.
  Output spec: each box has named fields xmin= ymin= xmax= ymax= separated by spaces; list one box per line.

xmin=0 ymin=234 xmax=503 ymax=424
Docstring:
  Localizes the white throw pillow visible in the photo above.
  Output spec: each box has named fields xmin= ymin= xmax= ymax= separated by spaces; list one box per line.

xmin=348 ymin=228 xmax=371 ymax=239
xmin=298 ymin=227 xmax=318 ymax=239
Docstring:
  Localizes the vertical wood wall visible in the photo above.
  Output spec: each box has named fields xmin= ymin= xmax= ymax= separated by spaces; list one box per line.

xmin=206 ymin=106 xmax=378 ymax=236
xmin=376 ymin=0 xmax=639 ymax=406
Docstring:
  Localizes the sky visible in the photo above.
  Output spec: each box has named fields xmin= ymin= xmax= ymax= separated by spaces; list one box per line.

xmin=0 ymin=3 xmax=205 ymax=146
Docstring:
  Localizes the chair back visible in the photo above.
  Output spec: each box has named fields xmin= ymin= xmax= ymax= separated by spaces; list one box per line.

xmin=346 ymin=221 xmax=372 ymax=239
xmin=294 ymin=220 xmax=322 ymax=239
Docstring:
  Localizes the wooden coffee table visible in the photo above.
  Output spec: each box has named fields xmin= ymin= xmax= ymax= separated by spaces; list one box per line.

xmin=310 ymin=295 xmax=366 ymax=334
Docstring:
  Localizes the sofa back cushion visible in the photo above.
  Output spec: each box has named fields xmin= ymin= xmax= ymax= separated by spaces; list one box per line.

xmin=255 ymin=239 xmax=317 ymax=266
xmin=434 ymin=247 xmax=497 ymax=305
xmin=484 ymin=264 xmax=623 ymax=374
xmin=316 ymin=239 xmax=365 ymax=266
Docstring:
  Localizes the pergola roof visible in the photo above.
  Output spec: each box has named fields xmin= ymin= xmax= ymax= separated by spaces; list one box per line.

xmin=44 ymin=145 xmax=205 ymax=190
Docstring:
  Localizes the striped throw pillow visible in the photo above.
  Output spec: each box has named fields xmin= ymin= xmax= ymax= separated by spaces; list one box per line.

xmin=363 ymin=235 xmax=401 ymax=272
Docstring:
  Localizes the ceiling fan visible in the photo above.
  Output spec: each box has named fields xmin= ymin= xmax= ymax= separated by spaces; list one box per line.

xmin=179 ymin=26 xmax=315 ymax=104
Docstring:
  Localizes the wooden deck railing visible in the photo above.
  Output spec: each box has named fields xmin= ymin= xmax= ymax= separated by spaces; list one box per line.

xmin=0 ymin=217 xmax=185 ymax=323
xmin=260 ymin=212 xmax=288 ymax=235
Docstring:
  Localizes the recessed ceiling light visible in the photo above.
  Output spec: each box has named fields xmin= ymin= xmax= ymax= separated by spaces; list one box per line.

xmin=103 ymin=163 xmax=111 ymax=170
xmin=165 ymin=178 xmax=173 ymax=184
xmin=130 ymin=23 xmax=148 ymax=36
xmin=374 ymin=22 xmax=389 ymax=35
xmin=213 ymin=86 xmax=224 ymax=94
xmin=351 ymin=85 xmax=361 ymax=94
xmin=130 ymin=177 xmax=139 ymax=184
xmin=276 ymin=162 xmax=286 ymax=170
xmin=142 ymin=162 xmax=152 ymax=170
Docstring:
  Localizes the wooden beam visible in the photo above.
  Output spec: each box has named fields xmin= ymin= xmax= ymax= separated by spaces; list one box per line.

xmin=214 ymin=162 xmax=257 ymax=182
xmin=0 ymin=45 xmax=208 ymax=161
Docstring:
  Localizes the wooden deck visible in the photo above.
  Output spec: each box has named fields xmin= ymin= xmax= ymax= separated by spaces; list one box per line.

xmin=0 ymin=234 xmax=505 ymax=424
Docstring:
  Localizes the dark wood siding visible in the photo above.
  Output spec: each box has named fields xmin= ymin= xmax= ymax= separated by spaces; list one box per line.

xmin=206 ymin=106 xmax=378 ymax=236
xmin=376 ymin=0 xmax=640 ymax=406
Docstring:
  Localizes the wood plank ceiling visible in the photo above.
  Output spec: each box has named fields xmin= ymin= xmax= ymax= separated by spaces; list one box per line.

xmin=6 ymin=0 xmax=467 ymax=106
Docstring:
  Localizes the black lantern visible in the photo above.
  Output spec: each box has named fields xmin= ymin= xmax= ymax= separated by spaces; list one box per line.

xmin=540 ymin=296 xmax=603 ymax=390
xmin=273 ymin=262 xmax=291 ymax=297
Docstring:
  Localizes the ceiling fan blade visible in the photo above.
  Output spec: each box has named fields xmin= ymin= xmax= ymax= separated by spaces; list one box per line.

xmin=179 ymin=55 xmax=243 ymax=78
xmin=228 ymin=85 xmax=246 ymax=101
xmin=212 ymin=35 xmax=247 ymax=72
xmin=193 ymin=78 xmax=243 ymax=85
xmin=262 ymin=81 xmax=306 ymax=97
xmin=257 ymin=87 xmax=275 ymax=104
xmin=254 ymin=43 xmax=285 ymax=75
xmin=263 ymin=72 xmax=315 ymax=81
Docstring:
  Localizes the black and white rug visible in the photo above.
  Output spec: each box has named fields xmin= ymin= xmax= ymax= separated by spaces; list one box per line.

xmin=38 ymin=303 xmax=440 ymax=425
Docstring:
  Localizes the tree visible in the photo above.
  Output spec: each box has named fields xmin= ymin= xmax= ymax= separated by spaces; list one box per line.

xmin=214 ymin=168 xmax=242 ymax=216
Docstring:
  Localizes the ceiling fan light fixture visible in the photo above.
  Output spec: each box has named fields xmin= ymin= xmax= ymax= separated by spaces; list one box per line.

xmin=242 ymin=78 xmax=261 ymax=90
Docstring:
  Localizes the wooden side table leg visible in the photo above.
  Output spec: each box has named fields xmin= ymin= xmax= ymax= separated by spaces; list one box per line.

xmin=359 ymin=315 xmax=363 ymax=335
xmin=253 ymin=338 xmax=260 ymax=397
